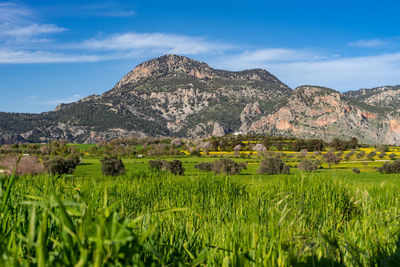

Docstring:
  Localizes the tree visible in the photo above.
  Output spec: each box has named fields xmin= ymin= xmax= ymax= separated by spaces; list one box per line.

xmin=323 ymin=150 xmax=341 ymax=168
xmin=298 ymin=159 xmax=319 ymax=172
xmin=0 ymin=155 xmax=44 ymax=175
xmin=349 ymin=137 xmax=358 ymax=149
xmin=44 ymin=157 xmax=77 ymax=175
xmin=378 ymin=160 xmax=400 ymax=173
xmin=212 ymin=159 xmax=246 ymax=175
xmin=258 ymin=157 xmax=290 ymax=175
xmin=194 ymin=162 xmax=213 ymax=172
xmin=101 ymin=156 xmax=125 ymax=176
xmin=148 ymin=159 xmax=185 ymax=175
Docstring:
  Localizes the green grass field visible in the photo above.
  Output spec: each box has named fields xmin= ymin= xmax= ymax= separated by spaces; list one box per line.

xmin=67 ymin=143 xmax=97 ymax=151
xmin=0 ymin=154 xmax=400 ymax=265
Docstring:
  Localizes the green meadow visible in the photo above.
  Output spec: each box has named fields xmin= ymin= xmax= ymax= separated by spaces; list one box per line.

xmin=1 ymin=157 xmax=400 ymax=266
xmin=1 ymin=138 xmax=400 ymax=266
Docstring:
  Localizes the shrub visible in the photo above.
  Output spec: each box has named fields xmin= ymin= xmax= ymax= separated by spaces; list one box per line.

xmin=299 ymin=149 xmax=308 ymax=158
xmin=367 ymin=151 xmax=376 ymax=159
xmin=168 ymin=160 xmax=185 ymax=175
xmin=323 ymin=150 xmax=341 ymax=168
xmin=389 ymin=153 xmax=396 ymax=160
xmin=378 ymin=152 xmax=386 ymax=159
xmin=194 ymin=162 xmax=213 ymax=172
xmin=344 ymin=152 xmax=355 ymax=161
xmin=100 ymin=156 xmax=125 ymax=176
xmin=378 ymin=160 xmax=400 ymax=174
xmin=148 ymin=159 xmax=185 ymax=175
xmin=297 ymin=159 xmax=318 ymax=172
xmin=212 ymin=159 xmax=246 ymax=175
xmin=0 ymin=155 xmax=44 ymax=175
xmin=314 ymin=150 xmax=322 ymax=156
xmin=44 ymin=157 xmax=77 ymax=175
xmin=190 ymin=150 xmax=202 ymax=157
xmin=352 ymin=167 xmax=360 ymax=174
xmin=149 ymin=159 xmax=164 ymax=170
xmin=357 ymin=151 xmax=366 ymax=159
xmin=258 ymin=157 xmax=290 ymax=175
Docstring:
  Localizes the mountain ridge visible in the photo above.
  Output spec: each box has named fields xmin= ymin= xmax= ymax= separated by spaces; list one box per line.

xmin=1 ymin=54 xmax=400 ymax=144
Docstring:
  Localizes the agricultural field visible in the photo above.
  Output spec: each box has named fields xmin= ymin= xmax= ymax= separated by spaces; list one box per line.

xmin=0 ymin=136 xmax=400 ymax=265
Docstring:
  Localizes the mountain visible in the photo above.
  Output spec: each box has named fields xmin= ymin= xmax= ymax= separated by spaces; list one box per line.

xmin=243 ymin=85 xmax=400 ymax=144
xmin=1 ymin=54 xmax=400 ymax=144
xmin=344 ymin=85 xmax=400 ymax=112
xmin=0 ymin=54 xmax=291 ymax=143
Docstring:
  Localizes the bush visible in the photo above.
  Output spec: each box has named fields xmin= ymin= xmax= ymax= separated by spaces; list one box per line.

xmin=357 ymin=151 xmax=366 ymax=159
xmin=212 ymin=159 xmax=246 ymax=175
xmin=149 ymin=159 xmax=164 ymax=170
xmin=148 ymin=159 xmax=185 ymax=175
xmin=378 ymin=160 xmax=400 ymax=174
xmin=378 ymin=152 xmax=386 ymax=159
xmin=101 ymin=156 xmax=125 ymax=176
xmin=0 ymin=155 xmax=44 ymax=175
xmin=168 ymin=160 xmax=185 ymax=175
xmin=258 ymin=157 xmax=290 ymax=175
xmin=367 ymin=151 xmax=376 ymax=159
xmin=194 ymin=162 xmax=213 ymax=172
xmin=345 ymin=151 xmax=355 ymax=160
xmin=323 ymin=150 xmax=341 ymax=168
xmin=389 ymin=153 xmax=396 ymax=160
xmin=297 ymin=159 xmax=318 ymax=172
xmin=190 ymin=150 xmax=202 ymax=157
xmin=352 ymin=167 xmax=360 ymax=174
xmin=44 ymin=157 xmax=77 ymax=175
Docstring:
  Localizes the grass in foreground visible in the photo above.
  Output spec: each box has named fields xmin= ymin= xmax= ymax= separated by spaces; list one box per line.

xmin=0 ymin=167 xmax=400 ymax=266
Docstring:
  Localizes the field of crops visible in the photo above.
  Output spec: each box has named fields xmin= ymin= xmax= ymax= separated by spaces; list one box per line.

xmin=1 ymin=154 xmax=400 ymax=266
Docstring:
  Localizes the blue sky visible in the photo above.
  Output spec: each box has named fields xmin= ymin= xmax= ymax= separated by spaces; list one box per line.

xmin=2 ymin=0 xmax=400 ymax=113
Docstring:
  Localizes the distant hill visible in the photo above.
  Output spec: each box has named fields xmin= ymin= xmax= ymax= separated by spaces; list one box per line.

xmin=344 ymin=85 xmax=400 ymax=112
xmin=1 ymin=54 xmax=400 ymax=144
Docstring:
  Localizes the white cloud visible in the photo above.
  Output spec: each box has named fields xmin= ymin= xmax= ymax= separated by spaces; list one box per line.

xmin=349 ymin=39 xmax=387 ymax=48
xmin=215 ymin=51 xmax=400 ymax=90
xmin=4 ymin=24 xmax=66 ymax=37
xmin=81 ymin=32 xmax=233 ymax=55
xmin=217 ymin=48 xmax=323 ymax=70
xmin=1 ymin=2 xmax=400 ymax=91
xmin=43 ymin=3 xmax=136 ymax=18
xmin=0 ymin=3 xmax=32 ymax=24
xmin=0 ymin=49 xmax=108 ymax=63
xmin=0 ymin=3 xmax=66 ymax=46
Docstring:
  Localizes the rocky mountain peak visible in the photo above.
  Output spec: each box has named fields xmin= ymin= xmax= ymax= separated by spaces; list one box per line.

xmin=115 ymin=54 xmax=291 ymax=90
xmin=115 ymin=54 xmax=213 ymax=88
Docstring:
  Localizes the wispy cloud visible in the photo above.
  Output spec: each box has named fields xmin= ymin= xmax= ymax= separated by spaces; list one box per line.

xmin=217 ymin=48 xmax=323 ymax=70
xmin=349 ymin=39 xmax=388 ymax=48
xmin=4 ymin=24 xmax=66 ymax=37
xmin=81 ymin=32 xmax=233 ymax=55
xmin=215 ymin=51 xmax=400 ymax=90
xmin=1 ymin=2 xmax=400 ymax=91
xmin=0 ymin=49 xmax=109 ymax=63
xmin=0 ymin=2 xmax=66 ymax=46
xmin=41 ymin=2 xmax=136 ymax=18
xmin=0 ymin=2 xmax=32 ymax=24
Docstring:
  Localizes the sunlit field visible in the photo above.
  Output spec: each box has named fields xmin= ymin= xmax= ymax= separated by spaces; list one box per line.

xmin=1 ymin=137 xmax=400 ymax=265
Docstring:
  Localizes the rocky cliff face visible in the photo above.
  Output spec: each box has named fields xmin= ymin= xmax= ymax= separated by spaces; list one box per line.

xmin=344 ymin=85 xmax=400 ymax=112
xmin=1 ymin=54 xmax=400 ymax=144
xmin=241 ymin=86 xmax=400 ymax=144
